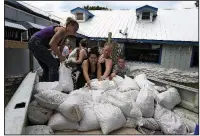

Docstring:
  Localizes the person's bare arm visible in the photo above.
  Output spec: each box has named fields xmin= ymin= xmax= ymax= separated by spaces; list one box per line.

xmin=97 ymin=62 xmax=102 ymax=79
xmin=82 ymin=60 xmax=90 ymax=85
xmin=74 ymin=49 xmax=85 ymax=64
xmin=102 ymin=59 xmax=113 ymax=79
xmin=49 ymin=27 xmax=65 ymax=61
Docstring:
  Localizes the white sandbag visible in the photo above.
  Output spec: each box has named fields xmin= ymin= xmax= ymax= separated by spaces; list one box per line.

xmin=34 ymin=81 xmax=63 ymax=94
xmin=108 ymin=89 xmax=139 ymax=102
xmin=157 ymin=87 xmax=181 ymax=110
xmin=129 ymin=101 xmax=143 ymax=120
xmin=118 ymin=75 xmax=140 ymax=92
xmin=28 ymin=100 xmax=53 ymax=125
xmin=141 ymin=118 xmax=160 ymax=130
xmin=48 ymin=112 xmax=79 ymax=131
xmin=137 ymin=126 xmax=155 ymax=135
xmin=154 ymin=104 xmax=187 ymax=135
xmin=101 ymin=92 xmax=132 ymax=118
xmin=94 ymin=103 xmax=126 ymax=134
xmin=57 ymin=91 xmax=92 ymax=122
xmin=112 ymin=75 xmax=124 ymax=86
xmin=134 ymin=74 xmax=155 ymax=89
xmin=154 ymin=86 xmax=167 ymax=92
xmin=180 ymin=117 xmax=196 ymax=133
xmin=59 ymin=64 xmax=73 ymax=92
xmin=108 ymin=80 xmax=117 ymax=90
xmin=123 ymin=118 xmax=138 ymax=128
xmin=136 ymin=87 xmax=154 ymax=118
xmin=90 ymin=79 xmax=110 ymax=90
xmin=103 ymin=91 xmax=142 ymax=119
xmin=172 ymin=107 xmax=198 ymax=124
xmin=145 ymin=84 xmax=159 ymax=101
xmin=68 ymin=48 xmax=78 ymax=58
xmin=91 ymin=90 xmax=104 ymax=103
xmin=78 ymin=105 xmax=100 ymax=131
xmin=24 ymin=125 xmax=54 ymax=135
xmin=34 ymin=90 xmax=68 ymax=110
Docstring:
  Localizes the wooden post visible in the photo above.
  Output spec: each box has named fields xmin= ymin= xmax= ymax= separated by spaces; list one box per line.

xmin=29 ymin=51 xmax=33 ymax=72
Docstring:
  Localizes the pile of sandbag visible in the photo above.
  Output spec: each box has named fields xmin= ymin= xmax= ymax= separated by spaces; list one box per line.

xmin=26 ymin=73 xmax=197 ymax=135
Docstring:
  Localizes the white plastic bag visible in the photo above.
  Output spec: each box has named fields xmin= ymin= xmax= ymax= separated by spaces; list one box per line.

xmin=112 ymin=75 xmax=124 ymax=86
xmin=34 ymin=81 xmax=63 ymax=94
xmin=134 ymin=74 xmax=155 ymax=89
xmin=141 ymin=118 xmax=160 ymax=130
xmin=123 ymin=117 xmax=137 ymax=128
xmin=59 ymin=64 xmax=73 ymax=92
xmin=157 ymin=87 xmax=181 ymax=110
xmin=68 ymin=48 xmax=78 ymax=58
xmin=172 ymin=107 xmax=198 ymax=124
xmin=24 ymin=125 xmax=54 ymax=135
xmin=118 ymin=75 xmax=140 ymax=92
xmin=94 ymin=103 xmax=126 ymax=134
xmin=57 ymin=90 xmax=92 ymax=122
xmin=91 ymin=90 xmax=104 ymax=103
xmin=102 ymin=91 xmax=142 ymax=119
xmin=154 ymin=86 xmax=167 ymax=92
xmin=78 ymin=105 xmax=100 ymax=131
xmin=90 ymin=79 xmax=110 ymax=90
xmin=34 ymin=90 xmax=68 ymax=110
xmin=101 ymin=92 xmax=133 ymax=118
xmin=28 ymin=100 xmax=53 ymax=125
xmin=108 ymin=90 xmax=139 ymax=102
xmin=108 ymin=80 xmax=117 ymax=90
xmin=173 ymin=107 xmax=197 ymax=133
xmin=130 ymin=101 xmax=143 ymax=120
xmin=48 ymin=112 xmax=79 ymax=130
xmin=136 ymin=87 xmax=154 ymax=118
xmin=57 ymin=96 xmax=83 ymax=122
xmin=154 ymin=104 xmax=187 ymax=135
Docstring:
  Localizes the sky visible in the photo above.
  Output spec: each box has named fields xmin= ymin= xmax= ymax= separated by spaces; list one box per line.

xmin=22 ymin=1 xmax=197 ymax=13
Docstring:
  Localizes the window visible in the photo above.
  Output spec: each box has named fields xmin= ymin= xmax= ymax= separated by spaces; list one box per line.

xmin=76 ymin=13 xmax=84 ymax=20
xmin=125 ymin=43 xmax=161 ymax=64
xmin=191 ymin=46 xmax=199 ymax=67
xmin=142 ymin=12 xmax=150 ymax=20
xmin=5 ymin=27 xmax=21 ymax=41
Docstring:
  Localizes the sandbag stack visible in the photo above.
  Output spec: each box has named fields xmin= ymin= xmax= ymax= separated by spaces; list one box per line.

xmin=26 ymin=73 xmax=197 ymax=135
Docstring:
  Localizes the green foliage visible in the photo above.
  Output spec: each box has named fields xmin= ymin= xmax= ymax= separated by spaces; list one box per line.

xmin=83 ymin=5 xmax=111 ymax=10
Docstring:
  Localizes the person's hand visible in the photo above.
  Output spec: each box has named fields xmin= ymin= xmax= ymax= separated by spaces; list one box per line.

xmin=59 ymin=55 xmax=66 ymax=62
xmin=86 ymin=80 xmax=91 ymax=88
xmin=109 ymin=73 xmax=116 ymax=80
xmin=99 ymin=76 xmax=105 ymax=81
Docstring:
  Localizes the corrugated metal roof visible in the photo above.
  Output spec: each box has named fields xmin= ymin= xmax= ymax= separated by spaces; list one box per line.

xmin=17 ymin=1 xmax=64 ymax=23
xmin=27 ymin=22 xmax=46 ymax=29
xmin=5 ymin=21 xmax=27 ymax=30
xmin=51 ymin=8 xmax=198 ymax=42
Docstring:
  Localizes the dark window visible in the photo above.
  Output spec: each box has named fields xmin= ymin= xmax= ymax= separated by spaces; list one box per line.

xmin=5 ymin=27 xmax=22 ymax=41
xmin=125 ymin=43 xmax=161 ymax=64
xmin=191 ymin=46 xmax=199 ymax=67
xmin=76 ymin=13 xmax=84 ymax=20
xmin=142 ymin=12 xmax=150 ymax=20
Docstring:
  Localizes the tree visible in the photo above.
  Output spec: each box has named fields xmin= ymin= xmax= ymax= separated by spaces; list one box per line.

xmin=83 ymin=5 xmax=111 ymax=10
xmin=195 ymin=0 xmax=199 ymax=7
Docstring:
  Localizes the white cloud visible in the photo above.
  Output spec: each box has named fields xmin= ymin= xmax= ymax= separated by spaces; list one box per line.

xmin=22 ymin=1 xmax=64 ymax=12
xmin=22 ymin=1 xmax=197 ymax=13
xmin=173 ymin=1 xmax=196 ymax=9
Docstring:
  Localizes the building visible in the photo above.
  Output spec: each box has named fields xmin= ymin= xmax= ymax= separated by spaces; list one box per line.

xmin=52 ymin=5 xmax=198 ymax=70
xmin=4 ymin=0 xmax=62 ymax=76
